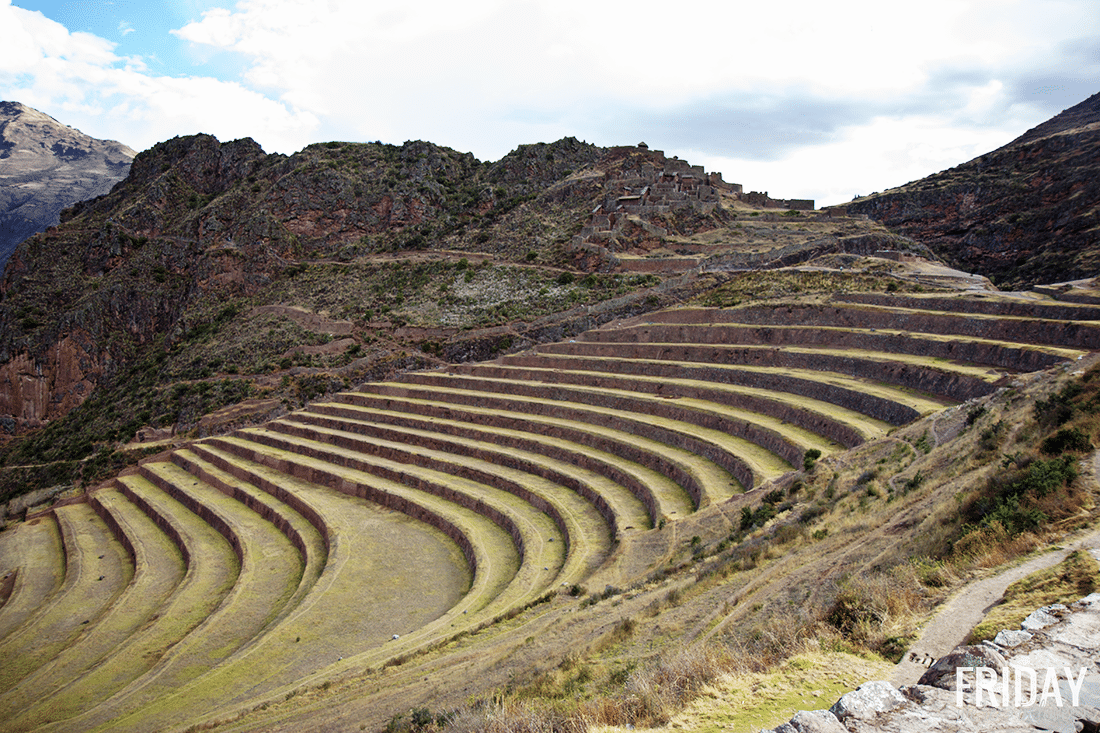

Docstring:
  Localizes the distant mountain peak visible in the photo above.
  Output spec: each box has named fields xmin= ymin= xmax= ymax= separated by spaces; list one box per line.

xmin=0 ymin=101 xmax=135 ymax=270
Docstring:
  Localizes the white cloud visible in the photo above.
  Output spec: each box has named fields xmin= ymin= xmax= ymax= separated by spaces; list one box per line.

xmin=0 ymin=0 xmax=318 ymax=152
xmin=2 ymin=0 xmax=1098 ymax=204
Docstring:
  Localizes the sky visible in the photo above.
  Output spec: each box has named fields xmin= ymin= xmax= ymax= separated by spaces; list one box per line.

xmin=1 ymin=1 xmax=1098 ymax=207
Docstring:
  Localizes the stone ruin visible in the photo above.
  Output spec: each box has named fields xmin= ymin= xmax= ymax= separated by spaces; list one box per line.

xmin=569 ymin=143 xmax=814 ymax=265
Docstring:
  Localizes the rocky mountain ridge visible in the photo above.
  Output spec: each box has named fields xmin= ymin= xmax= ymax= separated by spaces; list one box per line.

xmin=0 ymin=102 xmax=134 ymax=270
xmin=847 ymin=92 xmax=1100 ymax=289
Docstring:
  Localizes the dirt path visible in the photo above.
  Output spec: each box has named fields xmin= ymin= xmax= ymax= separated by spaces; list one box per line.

xmin=891 ymin=522 xmax=1100 ymax=686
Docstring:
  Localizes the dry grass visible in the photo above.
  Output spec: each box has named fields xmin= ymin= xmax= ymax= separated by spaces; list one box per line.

xmin=967 ymin=549 xmax=1100 ymax=642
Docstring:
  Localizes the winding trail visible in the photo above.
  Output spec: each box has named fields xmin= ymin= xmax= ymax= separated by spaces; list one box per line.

xmin=892 ymin=523 xmax=1100 ymax=686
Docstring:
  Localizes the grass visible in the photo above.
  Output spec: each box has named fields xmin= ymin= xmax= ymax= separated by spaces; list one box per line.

xmin=967 ymin=549 xmax=1100 ymax=643
xmin=632 ymin=650 xmax=895 ymax=733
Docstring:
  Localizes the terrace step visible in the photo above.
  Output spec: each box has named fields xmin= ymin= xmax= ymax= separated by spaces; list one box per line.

xmin=835 ymin=292 xmax=1100 ymax=321
xmin=379 ymin=374 xmax=782 ymax=491
xmin=628 ymin=305 xmax=1100 ymax=352
xmin=306 ymin=399 xmax=692 ymax=523
xmin=571 ymin=330 xmax=1006 ymax=402
xmin=104 ymin=440 xmax=476 ymax=725
xmin=581 ymin=321 xmax=1076 ymax=376
xmin=527 ymin=343 xmax=953 ymax=419
xmin=284 ymin=407 xmax=654 ymax=531
xmin=337 ymin=388 xmax=728 ymax=508
xmin=0 ymin=502 xmax=130 ymax=694
xmin=226 ymin=426 xmax=571 ymax=591
xmin=0 ymin=512 xmax=65 ymax=644
xmin=263 ymin=416 xmax=614 ymax=578
xmin=169 ymin=447 xmax=328 ymax=620
xmin=47 ymin=474 xmax=242 ymax=732
xmin=498 ymin=351 xmax=909 ymax=432
xmin=456 ymin=360 xmax=860 ymax=449
xmin=0 ymin=487 xmax=186 ymax=727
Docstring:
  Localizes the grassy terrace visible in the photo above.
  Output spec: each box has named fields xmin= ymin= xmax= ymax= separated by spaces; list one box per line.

xmin=0 ymin=514 xmax=65 ymax=643
xmin=8 ymin=291 xmax=1100 ymax=731
xmin=340 ymin=387 xmax=735 ymax=505
xmin=0 ymin=503 xmax=130 ymax=693
xmin=495 ymin=354 xmax=903 ymax=436
xmin=280 ymin=410 xmax=653 ymax=532
xmin=303 ymin=400 xmax=693 ymax=521
xmin=258 ymin=419 xmax=614 ymax=575
xmin=528 ymin=346 xmax=956 ymax=416
xmin=0 ymin=488 xmax=185 ymax=723
xmin=391 ymin=373 xmax=795 ymax=486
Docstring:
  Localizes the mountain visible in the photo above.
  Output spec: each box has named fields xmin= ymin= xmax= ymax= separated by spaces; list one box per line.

xmin=846 ymin=92 xmax=1100 ymax=289
xmin=0 ymin=128 xmax=905 ymax=501
xmin=0 ymin=102 xmax=134 ymax=270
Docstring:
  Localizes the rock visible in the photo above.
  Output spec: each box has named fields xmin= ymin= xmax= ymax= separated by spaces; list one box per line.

xmin=771 ymin=709 xmax=846 ymax=732
xmin=993 ymin=629 xmax=1033 ymax=648
xmin=828 ymin=680 xmax=907 ymax=722
xmin=1021 ymin=605 xmax=1063 ymax=631
xmin=918 ymin=645 xmax=1007 ymax=690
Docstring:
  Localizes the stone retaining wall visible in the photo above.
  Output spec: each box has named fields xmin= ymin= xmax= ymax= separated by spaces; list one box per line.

xmin=253 ymin=423 xmax=577 ymax=559
xmin=836 ymin=292 xmax=1100 ymax=321
xmin=448 ymin=364 xmax=810 ymax=467
xmin=639 ymin=305 xmax=1100 ymax=350
xmin=138 ymin=465 xmax=245 ymax=567
xmin=114 ymin=479 xmax=192 ymax=569
xmin=187 ymin=443 xmax=333 ymax=558
xmin=86 ymin=493 xmax=137 ymax=566
xmin=378 ymin=378 xmax=759 ymax=491
xmin=206 ymin=437 xmax=518 ymax=580
xmin=169 ymin=452 xmax=312 ymax=567
xmin=530 ymin=345 xmax=921 ymax=426
xmin=281 ymin=413 xmax=623 ymax=534
xmin=494 ymin=355 xmax=868 ymax=448
xmin=309 ymin=402 xmax=663 ymax=525
xmin=337 ymin=391 xmax=707 ymax=510
xmin=585 ymin=323 xmax=1056 ymax=378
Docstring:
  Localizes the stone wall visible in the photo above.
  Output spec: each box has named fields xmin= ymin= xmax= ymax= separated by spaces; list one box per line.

xmin=642 ymin=305 xmax=1100 ymax=351
xmin=534 ymin=343 xmax=922 ymax=426
xmin=578 ymin=328 xmax=1001 ymax=402
xmin=281 ymin=413 xmax=622 ymax=534
xmin=387 ymin=375 xmax=760 ymax=489
xmin=310 ymin=402 xmax=663 ymax=526
xmin=338 ymin=391 xmax=707 ymax=509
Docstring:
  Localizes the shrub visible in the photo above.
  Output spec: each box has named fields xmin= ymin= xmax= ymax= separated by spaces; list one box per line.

xmin=802 ymin=448 xmax=821 ymax=471
xmin=1041 ymin=427 xmax=1092 ymax=455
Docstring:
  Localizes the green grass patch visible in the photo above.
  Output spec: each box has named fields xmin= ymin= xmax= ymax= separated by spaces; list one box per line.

xmin=968 ymin=550 xmax=1099 ymax=643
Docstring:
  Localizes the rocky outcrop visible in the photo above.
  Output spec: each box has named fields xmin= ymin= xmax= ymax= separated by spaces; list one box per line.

xmin=0 ymin=102 xmax=133 ymax=270
xmin=848 ymin=92 xmax=1100 ymax=289
xmin=764 ymin=593 xmax=1100 ymax=733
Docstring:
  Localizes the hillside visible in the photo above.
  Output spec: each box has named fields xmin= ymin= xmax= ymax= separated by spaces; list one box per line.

xmin=0 ymin=131 xmax=900 ymax=503
xmin=847 ymin=91 xmax=1100 ymax=289
xmin=2 ymin=112 xmax=1099 ymax=733
xmin=0 ymin=102 xmax=134 ymax=270
xmin=1 ymin=285 xmax=1098 ymax=733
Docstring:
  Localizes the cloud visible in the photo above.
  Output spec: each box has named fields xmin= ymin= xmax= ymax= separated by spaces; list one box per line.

xmin=118 ymin=21 xmax=135 ymax=37
xmin=2 ymin=0 xmax=1098 ymax=207
xmin=0 ymin=0 xmax=318 ymax=152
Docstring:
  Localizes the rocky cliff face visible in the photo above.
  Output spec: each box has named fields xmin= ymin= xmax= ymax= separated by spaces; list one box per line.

xmin=0 ymin=102 xmax=134 ymax=270
xmin=848 ymin=92 xmax=1100 ymax=289
xmin=0 ymin=131 xmax=736 ymax=444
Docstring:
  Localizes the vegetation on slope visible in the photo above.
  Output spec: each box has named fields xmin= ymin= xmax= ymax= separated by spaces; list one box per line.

xmin=355 ymin=359 xmax=1099 ymax=733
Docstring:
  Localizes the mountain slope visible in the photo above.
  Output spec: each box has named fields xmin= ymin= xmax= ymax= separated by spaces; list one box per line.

xmin=0 ymin=102 xmax=134 ymax=269
xmin=847 ymin=92 xmax=1100 ymax=289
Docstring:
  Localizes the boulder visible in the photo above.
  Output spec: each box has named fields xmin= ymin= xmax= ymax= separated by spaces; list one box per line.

xmin=828 ymin=680 xmax=907 ymax=722
xmin=918 ymin=645 xmax=1007 ymax=690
